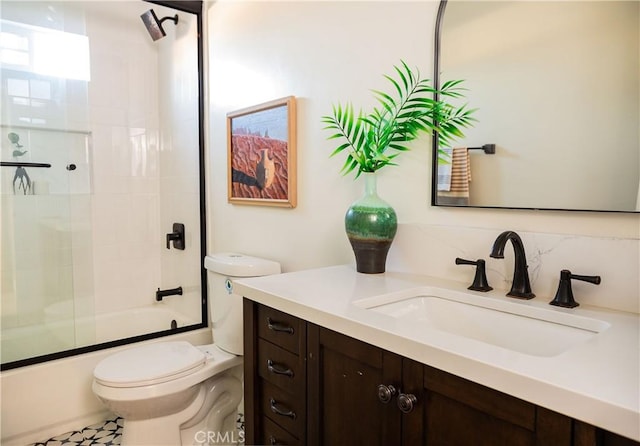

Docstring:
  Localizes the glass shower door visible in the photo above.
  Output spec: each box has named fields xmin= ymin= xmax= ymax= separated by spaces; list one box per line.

xmin=0 ymin=2 xmax=94 ymax=364
xmin=1 ymin=0 xmax=206 ymax=370
xmin=0 ymin=129 xmax=94 ymax=363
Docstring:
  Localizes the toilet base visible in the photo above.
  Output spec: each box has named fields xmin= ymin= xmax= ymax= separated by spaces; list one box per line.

xmin=120 ymin=373 xmax=242 ymax=446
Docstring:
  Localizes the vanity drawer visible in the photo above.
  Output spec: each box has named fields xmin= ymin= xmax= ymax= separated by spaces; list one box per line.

xmin=260 ymin=379 xmax=305 ymax=438
xmin=257 ymin=304 xmax=305 ymax=355
xmin=258 ymin=339 xmax=304 ymax=393
xmin=260 ymin=417 xmax=301 ymax=445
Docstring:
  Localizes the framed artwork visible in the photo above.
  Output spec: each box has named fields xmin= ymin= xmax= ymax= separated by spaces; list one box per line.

xmin=227 ymin=96 xmax=297 ymax=207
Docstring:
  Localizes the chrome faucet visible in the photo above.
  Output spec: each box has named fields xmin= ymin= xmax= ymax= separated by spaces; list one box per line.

xmin=490 ymin=231 xmax=535 ymax=299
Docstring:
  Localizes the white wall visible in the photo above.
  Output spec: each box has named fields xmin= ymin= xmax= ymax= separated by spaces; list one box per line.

xmin=206 ymin=1 xmax=639 ymax=311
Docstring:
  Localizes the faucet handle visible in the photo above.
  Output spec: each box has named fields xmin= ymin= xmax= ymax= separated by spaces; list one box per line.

xmin=166 ymin=223 xmax=185 ymax=250
xmin=549 ymin=269 xmax=601 ymax=308
xmin=455 ymin=258 xmax=493 ymax=292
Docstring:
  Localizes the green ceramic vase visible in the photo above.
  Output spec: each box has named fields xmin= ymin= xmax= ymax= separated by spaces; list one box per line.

xmin=345 ymin=173 xmax=397 ymax=274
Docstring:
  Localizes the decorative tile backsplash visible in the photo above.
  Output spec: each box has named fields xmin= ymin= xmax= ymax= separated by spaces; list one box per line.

xmin=388 ymin=224 xmax=639 ymax=313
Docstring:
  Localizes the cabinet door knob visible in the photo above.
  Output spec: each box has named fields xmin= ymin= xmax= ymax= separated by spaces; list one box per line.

xmin=267 ymin=359 xmax=294 ymax=377
xmin=269 ymin=398 xmax=296 ymax=419
xmin=377 ymin=384 xmax=397 ymax=403
xmin=397 ymin=393 xmax=418 ymax=413
xmin=267 ymin=317 xmax=294 ymax=334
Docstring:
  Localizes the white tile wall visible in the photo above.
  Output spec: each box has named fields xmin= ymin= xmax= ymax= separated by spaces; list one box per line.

xmin=85 ymin=1 xmax=201 ymax=318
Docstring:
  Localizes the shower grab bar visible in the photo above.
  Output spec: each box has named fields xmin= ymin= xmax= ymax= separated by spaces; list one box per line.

xmin=467 ymin=144 xmax=496 ymax=154
xmin=1 ymin=161 xmax=51 ymax=168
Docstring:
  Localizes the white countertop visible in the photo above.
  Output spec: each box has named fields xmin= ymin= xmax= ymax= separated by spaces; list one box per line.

xmin=234 ymin=265 xmax=640 ymax=441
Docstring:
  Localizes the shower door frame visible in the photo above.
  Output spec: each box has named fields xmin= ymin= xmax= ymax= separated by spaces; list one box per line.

xmin=1 ymin=0 xmax=208 ymax=371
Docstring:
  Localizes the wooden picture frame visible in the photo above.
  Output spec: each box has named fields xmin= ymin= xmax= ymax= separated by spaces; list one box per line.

xmin=227 ymin=96 xmax=297 ymax=207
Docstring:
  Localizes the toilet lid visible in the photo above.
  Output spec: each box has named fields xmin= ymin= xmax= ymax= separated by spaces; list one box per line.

xmin=94 ymin=341 xmax=206 ymax=388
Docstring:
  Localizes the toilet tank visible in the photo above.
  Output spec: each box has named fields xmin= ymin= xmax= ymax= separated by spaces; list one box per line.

xmin=204 ymin=253 xmax=281 ymax=355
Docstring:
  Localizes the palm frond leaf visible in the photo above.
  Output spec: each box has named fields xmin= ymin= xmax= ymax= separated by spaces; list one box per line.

xmin=322 ymin=60 xmax=476 ymax=177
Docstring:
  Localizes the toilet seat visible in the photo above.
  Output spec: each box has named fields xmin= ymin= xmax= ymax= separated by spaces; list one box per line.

xmin=94 ymin=341 xmax=206 ymax=388
xmin=92 ymin=341 xmax=243 ymax=402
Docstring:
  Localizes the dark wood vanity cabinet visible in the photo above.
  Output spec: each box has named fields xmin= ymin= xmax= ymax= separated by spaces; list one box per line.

xmin=244 ymin=300 xmax=639 ymax=446
xmin=417 ymin=364 xmax=573 ymax=445
xmin=574 ymin=422 xmax=640 ymax=446
xmin=306 ymin=324 xmax=403 ymax=446
xmin=243 ymin=300 xmax=307 ymax=445
xmin=306 ymin=325 xmax=572 ymax=446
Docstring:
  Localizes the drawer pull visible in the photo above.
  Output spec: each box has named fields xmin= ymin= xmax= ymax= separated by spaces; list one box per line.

xmin=268 ymin=435 xmax=278 ymax=445
xmin=267 ymin=317 xmax=294 ymax=335
xmin=267 ymin=359 xmax=294 ymax=378
xmin=269 ymin=398 xmax=296 ymax=419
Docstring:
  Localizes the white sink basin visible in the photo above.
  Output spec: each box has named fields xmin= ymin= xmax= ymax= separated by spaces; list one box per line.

xmin=355 ymin=288 xmax=610 ymax=357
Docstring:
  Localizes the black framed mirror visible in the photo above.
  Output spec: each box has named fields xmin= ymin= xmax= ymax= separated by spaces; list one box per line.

xmin=432 ymin=0 xmax=639 ymax=213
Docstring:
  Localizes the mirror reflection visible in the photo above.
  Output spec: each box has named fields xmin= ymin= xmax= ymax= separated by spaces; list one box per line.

xmin=434 ymin=1 xmax=639 ymax=212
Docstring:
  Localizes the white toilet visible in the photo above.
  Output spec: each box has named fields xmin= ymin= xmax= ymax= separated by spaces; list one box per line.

xmin=92 ymin=253 xmax=281 ymax=446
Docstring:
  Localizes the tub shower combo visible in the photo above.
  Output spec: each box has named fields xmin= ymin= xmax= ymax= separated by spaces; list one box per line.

xmin=0 ymin=0 xmax=206 ymax=375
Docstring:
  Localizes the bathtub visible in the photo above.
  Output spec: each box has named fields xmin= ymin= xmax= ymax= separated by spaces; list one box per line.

xmin=0 ymin=307 xmax=211 ymax=446
xmin=1 ymin=304 xmax=198 ymax=364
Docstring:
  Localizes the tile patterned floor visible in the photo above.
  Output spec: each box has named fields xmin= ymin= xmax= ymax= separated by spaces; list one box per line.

xmin=30 ymin=418 xmax=122 ymax=446
xmin=31 ymin=413 xmax=245 ymax=446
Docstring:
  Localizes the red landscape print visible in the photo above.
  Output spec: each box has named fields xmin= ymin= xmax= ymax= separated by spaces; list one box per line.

xmin=230 ymin=133 xmax=288 ymax=200
xmin=227 ymin=96 xmax=296 ymax=207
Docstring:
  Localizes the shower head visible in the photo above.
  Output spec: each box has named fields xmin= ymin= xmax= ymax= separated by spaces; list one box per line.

xmin=140 ymin=9 xmax=178 ymax=41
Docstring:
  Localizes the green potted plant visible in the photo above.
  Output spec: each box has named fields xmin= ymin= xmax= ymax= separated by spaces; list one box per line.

xmin=322 ymin=60 xmax=475 ymax=273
